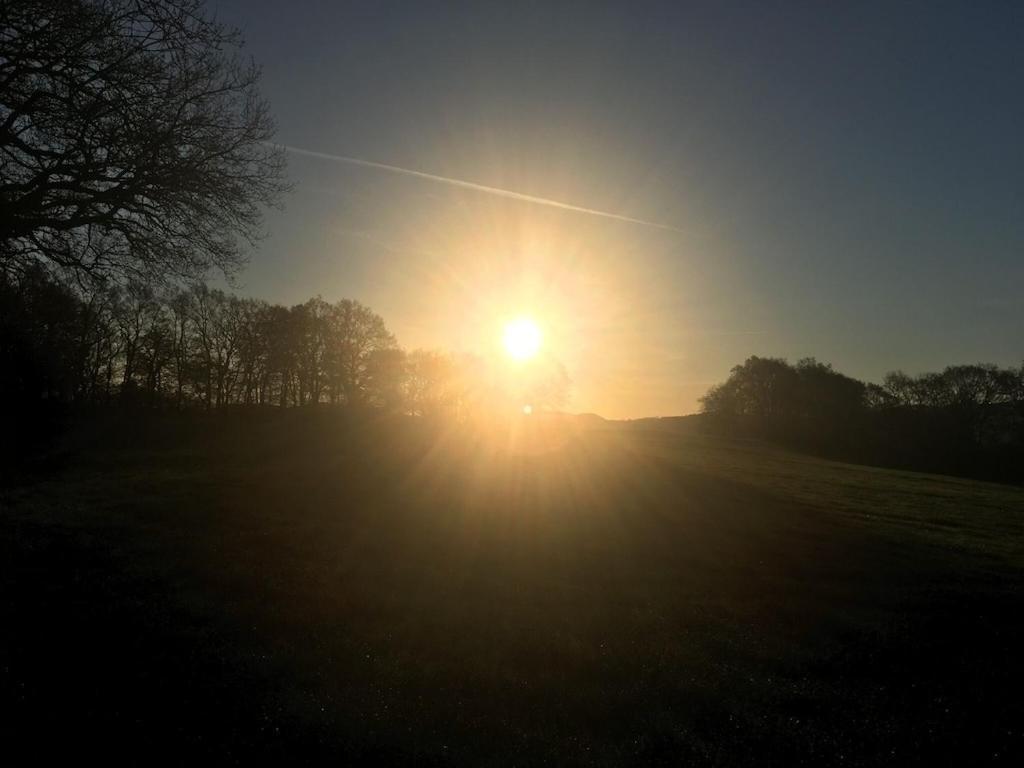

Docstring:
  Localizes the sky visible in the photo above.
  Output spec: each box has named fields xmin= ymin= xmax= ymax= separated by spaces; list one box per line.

xmin=210 ymin=0 xmax=1023 ymax=419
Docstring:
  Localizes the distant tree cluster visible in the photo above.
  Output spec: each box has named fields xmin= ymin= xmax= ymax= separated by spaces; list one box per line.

xmin=700 ymin=357 xmax=866 ymax=443
xmin=701 ymin=356 xmax=1024 ymax=482
xmin=1 ymin=269 xmax=569 ymax=424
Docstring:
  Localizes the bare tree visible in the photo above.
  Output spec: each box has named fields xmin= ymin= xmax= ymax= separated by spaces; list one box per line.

xmin=328 ymin=299 xmax=398 ymax=406
xmin=0 ymin=0 xmax=287 ymax=283
xmin=404 ymin=350 xmax=459 ymax=417
xmin=292 ymin=297 xmax=331 ymax=405
xmin=364 ymin=348 xmax=407 ymax=412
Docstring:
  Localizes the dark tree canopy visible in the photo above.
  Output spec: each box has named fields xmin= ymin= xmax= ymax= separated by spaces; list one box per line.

xmin=700 ymin=355 xmax=1024 ymax=483
xmin=0 ymin=0 xmax=287 ymax=283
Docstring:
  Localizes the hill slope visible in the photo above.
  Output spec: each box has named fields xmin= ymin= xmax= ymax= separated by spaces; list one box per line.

xmin=3 ymin=412 xmax=1023 ymax=764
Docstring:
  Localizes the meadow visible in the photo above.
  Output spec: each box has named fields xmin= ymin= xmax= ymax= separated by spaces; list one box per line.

xmin=3 ymin=411 xmax=1023 ymax=765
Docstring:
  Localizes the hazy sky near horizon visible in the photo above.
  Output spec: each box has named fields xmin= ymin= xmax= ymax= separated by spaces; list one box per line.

xmin=210 ymin=0 xmax=1022 ymax=418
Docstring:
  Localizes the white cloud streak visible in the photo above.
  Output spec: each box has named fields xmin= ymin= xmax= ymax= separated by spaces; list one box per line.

xmin=277 ymin=143 xmax=683 ymax=233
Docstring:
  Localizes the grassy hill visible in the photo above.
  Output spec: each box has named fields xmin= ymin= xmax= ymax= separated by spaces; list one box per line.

xmin=3 ymin=410 xmax=1023 ymax=765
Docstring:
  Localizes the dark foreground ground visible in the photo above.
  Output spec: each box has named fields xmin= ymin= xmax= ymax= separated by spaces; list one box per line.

xmin=2 ymin=410 xmax=1023 ymax=765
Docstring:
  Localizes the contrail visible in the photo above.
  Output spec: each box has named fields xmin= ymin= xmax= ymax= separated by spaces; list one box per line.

xmin=276 ymin=143 xmax=683 ymax=233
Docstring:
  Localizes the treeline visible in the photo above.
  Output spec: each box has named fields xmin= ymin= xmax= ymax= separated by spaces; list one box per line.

xmin=701 ymin=356 xmax=1024 ymax=483
xmin=1 ymin=269 xmax=567 ymax=425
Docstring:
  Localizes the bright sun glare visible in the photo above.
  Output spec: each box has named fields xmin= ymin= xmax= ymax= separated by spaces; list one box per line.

xmin=503 ymin=317 xmax=542 ymax=361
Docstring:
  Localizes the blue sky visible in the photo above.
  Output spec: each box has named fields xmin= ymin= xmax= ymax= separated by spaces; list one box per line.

xmin=210 ymin=0 xmax=1023 ymax=417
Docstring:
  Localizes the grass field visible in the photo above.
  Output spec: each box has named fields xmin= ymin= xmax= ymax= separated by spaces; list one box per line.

xmin=3 ymin=411 xmax=1023 ymax=765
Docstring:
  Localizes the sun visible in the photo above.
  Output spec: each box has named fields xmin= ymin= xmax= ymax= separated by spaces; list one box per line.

xmin=503 ymin=317 xmax=542 ymax=361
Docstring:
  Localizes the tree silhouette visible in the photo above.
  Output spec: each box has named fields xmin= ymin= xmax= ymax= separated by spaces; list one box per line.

xmin=403 ymin=350 xmax=462 ymax=417
xmin=0 ymin=0 xmax=287 ymax=283
xmin=701 ymin=355 xmax=1024 ymax=482
xmin=327 ymin=299 xmax=399 ymax=406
